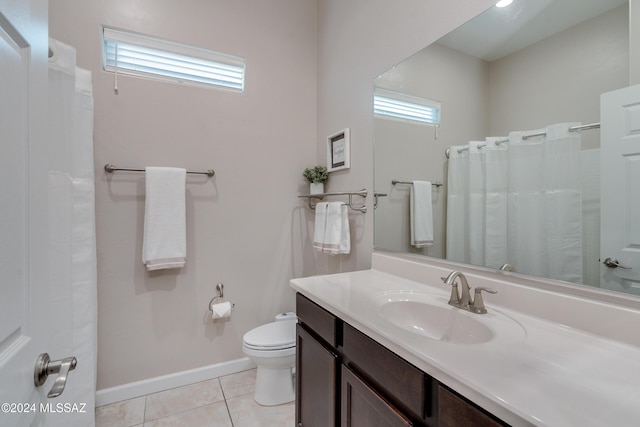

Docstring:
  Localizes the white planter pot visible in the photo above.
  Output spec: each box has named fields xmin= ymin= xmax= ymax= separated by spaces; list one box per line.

xmin=310 ymin=183 xmax=324 ymax=195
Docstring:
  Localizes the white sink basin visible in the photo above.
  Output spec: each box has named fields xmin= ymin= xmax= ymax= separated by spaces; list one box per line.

xmin=370 ymin=291 xmax=526 ymax=345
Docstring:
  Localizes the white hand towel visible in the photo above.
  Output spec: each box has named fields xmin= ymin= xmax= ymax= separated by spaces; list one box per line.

xmin=313 ymin=202 xmax=329 ymax=252
xmin=322 ymin=202 xmax=351 ymax=255
xmin=337 ymin=202 xmax=351 ymax=254
xmin=142 ymin=167 xmax=187 ymax=271
xmin=410 ymin=181 xmax=434 ymax=248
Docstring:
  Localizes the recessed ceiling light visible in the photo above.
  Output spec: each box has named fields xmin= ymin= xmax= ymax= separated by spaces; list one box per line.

xmin=495 ymin=0 xmax=513 ymax=7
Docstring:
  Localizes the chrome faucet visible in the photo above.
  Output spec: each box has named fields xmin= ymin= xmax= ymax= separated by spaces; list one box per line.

xmin=442 ymin=271 xmax=471 ymax=306
xmin=499 ymin=263 xmax=515 ymax=272
xmin=441 ymin=271 xmax=497 ymax=314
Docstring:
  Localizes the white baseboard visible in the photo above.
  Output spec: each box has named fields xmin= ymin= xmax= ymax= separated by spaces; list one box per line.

xmin=95 ymin=357 xmax=256 ymax=407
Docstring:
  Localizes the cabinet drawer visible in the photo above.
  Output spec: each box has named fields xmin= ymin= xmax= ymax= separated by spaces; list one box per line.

xmin=342 ymin=323 xmax=430 ymax=420
xmin=296 ymin=293 xmax=340 ymax=347
xmin=438 ymin=385 xmax=508 ymax=427
xmin=342 ymin=365 xmax=413 ymax=427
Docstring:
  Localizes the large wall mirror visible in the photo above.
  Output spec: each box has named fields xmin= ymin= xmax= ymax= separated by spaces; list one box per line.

xmin=373 ymin=0 xmax=640 ymax=296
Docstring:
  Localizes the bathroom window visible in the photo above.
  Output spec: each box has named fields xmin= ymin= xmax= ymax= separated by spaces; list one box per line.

xmin=374 ymin=88 xmax=441 ymax=126
xmin=102 ymin=27 xmax=246 ymax=92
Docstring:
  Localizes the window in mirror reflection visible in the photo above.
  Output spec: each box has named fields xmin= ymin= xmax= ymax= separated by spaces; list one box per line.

xmin=374 ymin=88 xmax=441 ymax=127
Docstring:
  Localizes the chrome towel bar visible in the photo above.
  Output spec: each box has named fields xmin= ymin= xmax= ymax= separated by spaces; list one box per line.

xmin=392 ymin=180 xmax=443 ymax=188
xmin=298 ymin=189 xmax=367 ymax=213
xmin=104 ymin=163 xmax=215 ymax=177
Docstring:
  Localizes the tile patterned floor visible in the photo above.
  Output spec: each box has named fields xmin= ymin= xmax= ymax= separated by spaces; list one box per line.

xmin=95 ymin=369 xmax=295 ymax=426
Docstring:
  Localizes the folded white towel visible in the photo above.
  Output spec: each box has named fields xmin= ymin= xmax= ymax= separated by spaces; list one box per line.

xmin=314 ymin=201 xmax=350 ymax=255
xmin=142 ymin=167 xmax=187 ymax=271
xmin=313 ymin=202 xmax=329 ymax=252
xmin=323 ymin=202 xmax=350 ymax=255
xmin=410 ymin=181 xmax=434 ymax=248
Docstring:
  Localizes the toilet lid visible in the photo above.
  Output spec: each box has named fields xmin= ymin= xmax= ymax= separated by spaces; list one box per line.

xmin=243 ymin=320 xmax=296 ymax=349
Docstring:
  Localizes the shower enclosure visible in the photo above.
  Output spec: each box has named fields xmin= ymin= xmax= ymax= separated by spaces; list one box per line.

xmin=446 ymin=122 xmax=588 ymax=284
xmin=48 ymin=38 xmax=97 ymax=426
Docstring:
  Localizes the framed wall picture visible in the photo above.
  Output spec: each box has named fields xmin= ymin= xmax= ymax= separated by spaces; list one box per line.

xmin=326 ymin=128 xmax=351 ymax=172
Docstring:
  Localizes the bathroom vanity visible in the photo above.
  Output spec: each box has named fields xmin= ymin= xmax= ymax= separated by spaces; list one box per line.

xmin=296 ymin=292 xmax=505 ymax=427
xmin=291 ymin=252 xmax=640 ymax=427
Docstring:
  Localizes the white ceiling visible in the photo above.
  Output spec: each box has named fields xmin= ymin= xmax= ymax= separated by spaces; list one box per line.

xmin=437 ymin=0 xmax=628 ymax=62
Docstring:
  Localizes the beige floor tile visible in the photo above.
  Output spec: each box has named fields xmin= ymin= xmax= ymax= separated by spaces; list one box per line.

xmin=219 ymin=368 xmax=256 ymax=399
xmin=226 ymin=394 xmax=295 ymax=427
xmin=143 ymin=401 xmax=232 ymax=427
xmin=95 ymin=396 xmax=146 ymax=427
xmin=144 ymin=378 xmax=225 ymax=421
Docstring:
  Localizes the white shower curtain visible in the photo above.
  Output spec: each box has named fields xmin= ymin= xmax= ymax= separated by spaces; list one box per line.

xmin=484 ymin=137 xmax=509 ymax=270
xmin=468 ymin=141 xmax=486 ymax=267
xmin=446 ymin=145 xmax=469 ymax=263
xmin=48 ymin=38 xmax=97 ymax=426
xmin=446 ymin=123 xmax=583 ymax=283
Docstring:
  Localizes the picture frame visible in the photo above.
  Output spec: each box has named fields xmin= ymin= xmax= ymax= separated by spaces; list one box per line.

xmin=326 ymin=128 xmax=351 ymax=172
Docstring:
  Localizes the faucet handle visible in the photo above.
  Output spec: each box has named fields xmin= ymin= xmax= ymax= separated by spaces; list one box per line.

xmin=470 ymin=287 xmax=497 ymax=314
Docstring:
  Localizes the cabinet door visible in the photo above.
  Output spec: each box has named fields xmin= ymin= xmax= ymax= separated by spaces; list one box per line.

xmin=438 ymin=386 xmax=507 ymax=427
xmin=296 ymin=324 xmax=339 ymax=427
xmin=342 ymin=323 xmax=429 ymax=420
xmin=342 ymin=365 xmax=414 ymax=427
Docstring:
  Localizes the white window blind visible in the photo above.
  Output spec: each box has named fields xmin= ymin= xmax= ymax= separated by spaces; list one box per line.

xmin=374 ymin=88 xmax=441 ymax=125
xmin=103 ymin=27 xmax=246 ymax=92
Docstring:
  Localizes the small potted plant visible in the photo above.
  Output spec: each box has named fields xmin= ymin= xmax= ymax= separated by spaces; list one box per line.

xmin=303 ymin=165 xmax=329 ymax=194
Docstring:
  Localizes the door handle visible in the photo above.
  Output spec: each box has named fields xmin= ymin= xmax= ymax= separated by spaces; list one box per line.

xmin=603 ymin=257 xmax=632 ymax=270
xmin=34 ymin=353 xmax=77 ymax=398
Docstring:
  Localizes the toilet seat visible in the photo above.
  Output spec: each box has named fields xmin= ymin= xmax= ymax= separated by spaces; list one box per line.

xmin=242 ymin=320 xmax=296 ymax=351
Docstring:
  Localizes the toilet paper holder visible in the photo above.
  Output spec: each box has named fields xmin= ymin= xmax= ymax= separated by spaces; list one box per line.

xmin=208 ymin=283 xmax=235 ymax=316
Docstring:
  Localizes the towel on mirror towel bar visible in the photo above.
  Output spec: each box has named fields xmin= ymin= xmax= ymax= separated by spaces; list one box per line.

xmin=410 ymin=180 xmax=434 ymax=248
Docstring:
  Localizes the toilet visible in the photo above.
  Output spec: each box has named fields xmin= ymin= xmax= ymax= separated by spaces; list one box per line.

xmin=242 ymin=312 xmax=297 ymax=406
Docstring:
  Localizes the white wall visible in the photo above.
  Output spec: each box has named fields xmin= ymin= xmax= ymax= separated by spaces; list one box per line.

xmin=50 ymin=0 xmax=317 ymax=390
xmin=489 ymin=4 xmax=629 ymax=150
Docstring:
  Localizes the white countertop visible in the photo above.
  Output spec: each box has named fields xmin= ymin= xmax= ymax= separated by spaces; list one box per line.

xmin=290 ymin=267 xmax=640 ymax=427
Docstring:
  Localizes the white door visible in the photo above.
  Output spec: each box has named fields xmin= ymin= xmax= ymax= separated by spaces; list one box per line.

xmin=600 ymin=84 xmax=640 ymax=295
xmin=0 ymin=1 xmax=55 ymax=425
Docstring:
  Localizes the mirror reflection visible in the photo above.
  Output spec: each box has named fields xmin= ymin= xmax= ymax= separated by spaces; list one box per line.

xmin=373 ymin=0 xmax=637 ymax=295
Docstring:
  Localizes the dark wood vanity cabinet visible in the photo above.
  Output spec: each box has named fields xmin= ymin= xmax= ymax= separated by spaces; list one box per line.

xmin=342 ymin=323 xmax=431 ymax=423
xmin=438 ymin=386 xmax=506 ymax=427
xmin=341 ymin=365 xmax=413 ymax=427
xmin=296 ymin=293 xmax=509 ymax=427
xmin=296 ymin=324 xmax=339 ymax=427
xmin=296 ymin=293 xmax=340 ymax=427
